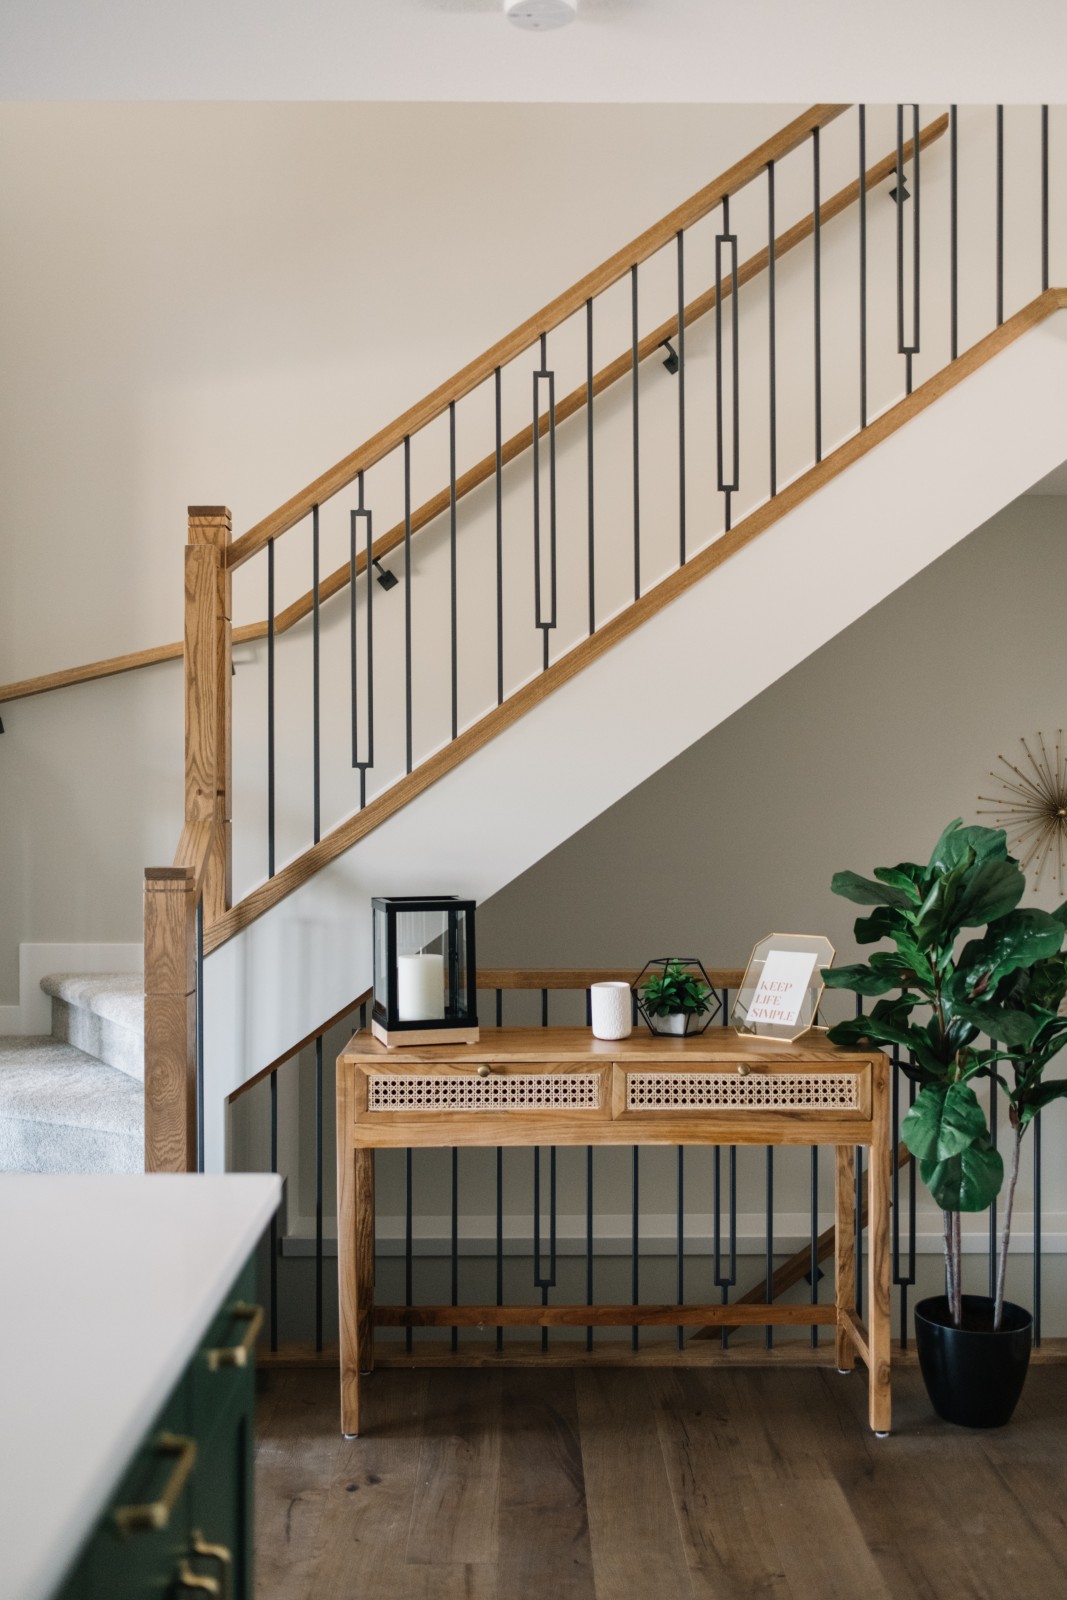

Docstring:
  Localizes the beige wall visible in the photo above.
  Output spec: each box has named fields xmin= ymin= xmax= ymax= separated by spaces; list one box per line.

xmin=478 ymin=494 xmax=1067 ymax=976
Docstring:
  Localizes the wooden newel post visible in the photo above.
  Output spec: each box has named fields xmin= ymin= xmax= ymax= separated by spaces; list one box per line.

xmin=143 ymin=507 xmax=232 ymax=1172
xmin=186 ymin=507 xmax=232 ymax=924
xmin=144 ymin=867 xmax=197 ymax=1172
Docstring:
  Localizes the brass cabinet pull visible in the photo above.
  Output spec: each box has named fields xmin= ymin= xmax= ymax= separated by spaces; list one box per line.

xmin=204 ymin=1302 xmax=264 ymax=1371
xmin=190 ymin=1532 xmax=232 ymax=1600
xmin=174 ymin=1559 xmax=220 ymax=1596
xmin=113 ymin=1432 xmax=197 ymax=1535
xmin=737 ymin=1063 xmax=752 ymax=1076
xmin=476 ymin=1064 xmax=492 ymax=1077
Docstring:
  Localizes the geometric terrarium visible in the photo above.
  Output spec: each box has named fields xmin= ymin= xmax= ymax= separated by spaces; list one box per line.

xmin=632 ymin=957 xmax=721 ymax=1036
xmin=733 ymin=932 xmax=835 ymax=1042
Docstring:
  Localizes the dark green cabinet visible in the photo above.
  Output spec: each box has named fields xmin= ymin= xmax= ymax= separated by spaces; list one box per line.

xmin=56 ymin=1262 xmax=259 ymax=1600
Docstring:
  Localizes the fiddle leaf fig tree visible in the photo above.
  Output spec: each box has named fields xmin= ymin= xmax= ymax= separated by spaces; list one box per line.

xmin=821 ymin=820 xmax=1066 ymax=1329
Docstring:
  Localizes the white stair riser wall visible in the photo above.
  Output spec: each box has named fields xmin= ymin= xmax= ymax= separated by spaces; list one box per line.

xmin=202 ymin=311 xmax=1067 ymax=1170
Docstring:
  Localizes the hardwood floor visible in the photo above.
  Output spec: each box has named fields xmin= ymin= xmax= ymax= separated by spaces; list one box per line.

xmin=256 ymin=1363 xmax=1067 ymax=1599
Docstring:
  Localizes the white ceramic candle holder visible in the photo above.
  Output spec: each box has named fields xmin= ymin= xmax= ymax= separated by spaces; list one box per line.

xmin=590 ymin=981 xmax=633 ymax=1041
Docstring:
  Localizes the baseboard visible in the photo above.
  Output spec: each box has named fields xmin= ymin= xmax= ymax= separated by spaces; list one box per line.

xmin=1 ymin=943 xmax=142 ymax=1036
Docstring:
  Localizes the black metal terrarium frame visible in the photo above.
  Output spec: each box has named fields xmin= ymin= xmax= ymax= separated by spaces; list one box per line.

xmin=632 ymin=957 xmax=722 ymax=1037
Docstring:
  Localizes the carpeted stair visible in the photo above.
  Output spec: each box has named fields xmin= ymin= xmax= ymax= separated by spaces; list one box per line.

xmin=0 ymin=973 xmax=144 ymax=1174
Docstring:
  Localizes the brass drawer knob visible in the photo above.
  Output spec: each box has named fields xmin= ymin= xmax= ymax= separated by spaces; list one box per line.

xmin=477 ymin=1064 xmax=492 ymax=1078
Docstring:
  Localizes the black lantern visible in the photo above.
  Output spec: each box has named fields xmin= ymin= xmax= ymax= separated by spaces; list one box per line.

xmin=371 ymin=896 xmax=479 ymax=1047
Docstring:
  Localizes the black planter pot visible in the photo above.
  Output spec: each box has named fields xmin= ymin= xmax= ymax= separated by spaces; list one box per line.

xmin=914 ymin=1294 xmax=1033 ymax=1428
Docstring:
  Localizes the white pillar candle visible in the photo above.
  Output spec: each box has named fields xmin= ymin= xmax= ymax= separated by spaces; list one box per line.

xmin=396 ymin=953 xmax=444 ymax=1021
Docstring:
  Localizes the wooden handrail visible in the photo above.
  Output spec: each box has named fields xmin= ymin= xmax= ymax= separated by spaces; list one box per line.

xmin=225 ymin=104 xmax=849 ymax=571
xmin=2 ymin=109 xmax=953 ymax=713
xmin=204 ymin=287 xmax=1067 ymax=956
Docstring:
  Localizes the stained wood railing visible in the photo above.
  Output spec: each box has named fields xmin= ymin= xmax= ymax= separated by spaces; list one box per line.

xmin=0 ymin=107 xmax=955 ymax=711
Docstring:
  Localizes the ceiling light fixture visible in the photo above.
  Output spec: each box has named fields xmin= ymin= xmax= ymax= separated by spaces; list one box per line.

xmin=505 ymin=0 xmax=577 ymax=31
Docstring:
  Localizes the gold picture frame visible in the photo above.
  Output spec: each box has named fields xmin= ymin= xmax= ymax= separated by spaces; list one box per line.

xmin=734 ymin=932 xmax=836 ymax=1043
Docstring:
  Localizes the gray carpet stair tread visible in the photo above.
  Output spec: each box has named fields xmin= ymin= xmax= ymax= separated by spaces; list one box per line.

xmin=0 ymin=1036 xmax=143 ymax=1174
xmin=40 ymin=973 xmax=143 ymax=1036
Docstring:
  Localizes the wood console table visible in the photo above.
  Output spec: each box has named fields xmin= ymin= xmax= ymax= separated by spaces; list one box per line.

xmin=336 ymin=1028 xmax=891 ymax=1436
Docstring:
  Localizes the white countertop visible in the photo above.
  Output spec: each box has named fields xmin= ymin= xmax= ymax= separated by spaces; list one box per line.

xmin=0 ymin=1173 xmax=282 ymax=1600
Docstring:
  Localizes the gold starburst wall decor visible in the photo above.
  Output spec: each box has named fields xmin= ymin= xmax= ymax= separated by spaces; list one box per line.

xmin=978 ymin=731 xmax=1067 ymax=894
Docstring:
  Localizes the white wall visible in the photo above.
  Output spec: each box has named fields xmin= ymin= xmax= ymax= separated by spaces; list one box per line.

xmin=0 ymin=99 xmax=804 ymax=998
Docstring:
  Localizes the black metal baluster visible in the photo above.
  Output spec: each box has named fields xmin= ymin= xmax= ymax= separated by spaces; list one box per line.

xmin=532 ymin=334 xmax=557 ymax=672
xmin=810 ymin=1148 xmax=819 ymax=1349
xmin=269 ymin=1068 xmax=278 ymax=1351
xmin=631 ymin=1145 xmax=640 ymax=1350
xmin=631 ymin=264 xmax=641 ymax=601
xmin=449 ymin=401 xmax=458 ymax=742
xmin=855 ymin=1145 xmax=864 ymax=1322
xmin=350 ymin=474 xmax=374 ymax=810
xmin=996 ymin=104 xmax=1005 ymax=327
xmin=586 ymin=1144 xmax=595 ymax=1353
xmin=403 ymin=436 xmax=413 ymax=774
xmin=533 ymin=1146 xmax=557 ymax=1354
xmin=715 ymin=991 xmax=737 ymax=1349
xmin=950 ymin=106 xmax=959 ymax=361
xmin=1034 ymin=1112 xmax=1043 ymax=1347
xmin=451 ymin=1148 xmax=459 ymax=1352
xmin=765 ymin=1149 xmax=774 ymax=1350
xmin=715 ymin=195 xmax=740 ymax=530
xmin=768 ymin=164 xmax=777 ymax=495
xmin=989 ymin=1049 xmax=999 ymax=1300
xmin=1041 ymin=106 xmax=1050 ymax=292
xmin=586 ymin=299 xmax=596 ymax=633
xmin=267 ymin=538 xmax=276 ymax=878
xmin=903 ymin=1074 xmax=917 ymax=1347
xmin=895 ymin=105 xmax=921 ymax=394
xmin=312 ymin=505 xmax=321 ymax=845
xmin=315 ymin=1033 xmax=323 ymax=1353
xmin=677 ymin=1146 xmax=685 ymax=1350
xmin=677 ymin=231 xmax=687 ymax=564
xmin=496 ymin=1144 xmax=504 ymax=1353
xmin=405 ymin=1148 xmax=413 ymax=1354
xmin=196 ymin=901 xmax=204 ymax=1174
xmin=495 ymin=368 xmax=504 ymax=706
xmin=813 ymin=128 xmax=823 ymax=461
xmin=859 ymin=107 xmax=868 ymax=428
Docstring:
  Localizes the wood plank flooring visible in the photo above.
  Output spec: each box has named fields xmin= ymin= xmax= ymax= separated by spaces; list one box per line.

xmin=256 ymin=1363 xmax=1067 ymax=1600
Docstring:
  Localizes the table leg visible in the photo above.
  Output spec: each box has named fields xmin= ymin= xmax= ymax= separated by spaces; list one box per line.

xmin=867 ymin=1058 xmax=892 ymax=1435
xmin=339 ymin=1146 xmax=375 ymax=1436
xmin=834 ymin=1144 xmax=856 ymax=1374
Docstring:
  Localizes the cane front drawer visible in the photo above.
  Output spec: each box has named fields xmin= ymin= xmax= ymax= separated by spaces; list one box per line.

xmin=614 ymin=1062 xmax=871 ymax=1122
xmin=353 ymin=1061 xmax=613 ymax=1130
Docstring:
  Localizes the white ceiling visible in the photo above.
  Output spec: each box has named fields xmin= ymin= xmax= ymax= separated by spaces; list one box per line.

xmin=2 ymin=0 xmax=1067 ymax=103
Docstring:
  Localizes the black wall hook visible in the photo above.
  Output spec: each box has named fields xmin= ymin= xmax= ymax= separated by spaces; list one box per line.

xmin=660 ymin=340 xmax=680 ymax=375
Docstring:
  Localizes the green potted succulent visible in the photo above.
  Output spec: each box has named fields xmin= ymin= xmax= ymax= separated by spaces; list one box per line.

xmin=634 ymin=958 xmax=715 ymax=1036
xmin=821 ymin=819 xmax=1067 ymax=1427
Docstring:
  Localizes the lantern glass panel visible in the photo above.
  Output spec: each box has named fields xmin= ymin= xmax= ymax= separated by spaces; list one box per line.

xmin=394 ymin=907 xmax=449 ymax=1022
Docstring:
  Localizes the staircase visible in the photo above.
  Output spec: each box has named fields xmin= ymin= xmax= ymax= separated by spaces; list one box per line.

xmin=0 ymin=975 xmax=144 ymax=1173
xmin=1 ymin=102 xmax=1064 ymax=1178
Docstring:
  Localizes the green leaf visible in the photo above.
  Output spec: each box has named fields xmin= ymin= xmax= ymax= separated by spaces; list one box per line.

xmin=952 ymin=859 xmax=1026 ymax=927
xmin=913 ymin=854 xmax=973 ymax=947
xmin=1020 ymin=1079 xmax=1067 ymax=1125
xmin=853 ymin=906 xmax=910 ymax=946
xmin=920 ymin=1135 xmax=1005 ymax=1212
xmin=830 ymin=870 xmax=918 ymax=910
xmin=956 ymin=909 xmax=1066 ymax=997
xmin=928 ymin=820 xmax=1008 ymax=873
xmin=821 ymin=963 xmax=901 ymax=996
xmin=901 ymin=1082 xmax=988 ymax=1163
xmin=951 ymin=1002 xmax=1043 ymax=1049
xmin=873 ymin=865 xmax=923 ymax=902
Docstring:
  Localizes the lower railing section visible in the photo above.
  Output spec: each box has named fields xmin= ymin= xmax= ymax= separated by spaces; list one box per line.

xmin=226 ymin=972 xmax=1066 ymax=1363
